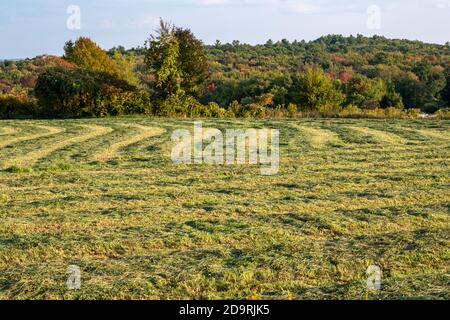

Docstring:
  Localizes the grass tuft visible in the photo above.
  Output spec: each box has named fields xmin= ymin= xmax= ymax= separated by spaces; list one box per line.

xmin=4 ymin=165 xmax=34 ymax=173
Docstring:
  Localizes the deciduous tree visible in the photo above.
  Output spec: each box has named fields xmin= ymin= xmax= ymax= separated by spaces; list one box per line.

xmin=290 ymin=66 xmax=344 ymax=111
xmin=64 ymin=37 xmax=119 ymax=76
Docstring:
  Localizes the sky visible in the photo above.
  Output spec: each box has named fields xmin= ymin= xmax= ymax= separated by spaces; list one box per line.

xmin=1 ymin=0 xmax=449 ymax=59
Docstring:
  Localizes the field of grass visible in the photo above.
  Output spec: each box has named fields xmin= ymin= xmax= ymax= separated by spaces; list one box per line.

xmin=0 ymin=118 xmax=449 ymax=300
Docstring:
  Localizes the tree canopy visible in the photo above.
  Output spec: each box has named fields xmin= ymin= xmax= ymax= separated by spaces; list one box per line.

xmin=144 ymin=20 xmax=209 ymax=103
xmin=64 ymin=37 xmax=119 ymax=76
xmin=2 ymin=30 xmax=450 ymax=119
xmin=290 ymin=67 xmax=344 ymax=111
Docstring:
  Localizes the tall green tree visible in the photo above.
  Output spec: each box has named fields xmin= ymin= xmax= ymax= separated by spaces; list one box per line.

xmin=174 ymin=27 xmax=209 ymax=97
xmin=442 ymin=65 xmax=450 ymax=107
xmin=145 ymin=20 xmax=183 ymax=101
xmin=412 ymin=61 xmax=446 ymax=112
xmin=144 ymin=19 xmax=209 ymax=101
xmin=380 ymin=81 xmax=404 ymax=109
xmin=111 ymin=50 xmax=140 ymax=86
xmin=345 ymin=75 xmax=387 ymax=109
xmin=290 ymin=66 xmax=344 ymax=111
xmin=394 ymin=71 xmax=422 ymax=108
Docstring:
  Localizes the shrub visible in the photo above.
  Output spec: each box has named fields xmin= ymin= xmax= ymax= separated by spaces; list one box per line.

xmin=366 ymin=108 xmax=389 ymax=118
xmin=406 ymin=108 xmax=421 ymax=119
xmin=339 ymin=105 xmax=362 ymax=118
xmin=318 ymin=104 xmax=342 ymax=117
xmin=96 ymin=85 xmax=152 ymax=116
xmin=384 ymin=107 xmax=403 ymax=118
xmin=34 ymin=67 xmax=149 ymax=118
xmin=227 ymin=100 xmax=243 ymax=117
xmin=269 ymin=105 xmax=287 ymax=118
xmin=206 ymin=102 xmax=227 ymax=118
xmin=242 ymin=103 xmax=267 ymax=118
xmin=156 ymin=93 xmax=228 ymax=118
xmin=0 ymin=94 xmax=39 ymax=119
xmin=423 ymin=102 xmax=440 ymax=114
xmin=156 ymin=93 xmax=201 ymax=117
xmin=435 ymin=109 xmax=450 ymax=120
xmin=287 ymin=103 xmax=298 ymax=118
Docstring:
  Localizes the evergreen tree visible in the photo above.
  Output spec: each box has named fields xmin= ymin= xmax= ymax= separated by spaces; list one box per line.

xmin=145 ymin=20 xmax=183 ymax=101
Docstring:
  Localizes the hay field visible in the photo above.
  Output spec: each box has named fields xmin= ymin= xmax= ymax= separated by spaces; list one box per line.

xmin=0 ymin=118 xmax=449 ymax=299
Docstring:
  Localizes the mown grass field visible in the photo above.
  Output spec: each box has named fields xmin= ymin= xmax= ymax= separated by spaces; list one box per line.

xmin=0 ymin=118 xmax=449 ymax=300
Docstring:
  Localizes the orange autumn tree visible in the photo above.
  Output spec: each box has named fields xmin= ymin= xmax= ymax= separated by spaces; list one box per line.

xmin=64 ymin=37 xmax=119 ymax=76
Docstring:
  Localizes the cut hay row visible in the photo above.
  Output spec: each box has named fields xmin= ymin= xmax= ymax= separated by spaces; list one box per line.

xmin=166 ymin=127 xmax=219 ymax=159
xmin=0 ymin=127 xmax=19 ymax=136
xmin=2 ymin=168 xmax=444 ymax=204
xmin=0 ymin=125 xmax=64 ymax=149
xmin=94 ymin=125 xmax=166 ymax=161
xmin=293 ymin=125 xmax=342 ymax=148
xmin=6 ymin=125 xmax=113 ymax=167
xmin=416 ymin=129 xmax=450 ymax=141
xmin=348 ymin=126 xmax=405 ymax=144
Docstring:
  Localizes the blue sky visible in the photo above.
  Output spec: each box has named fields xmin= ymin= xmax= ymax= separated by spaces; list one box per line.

xmin=1 ymin=0 xmax=449 ymax=59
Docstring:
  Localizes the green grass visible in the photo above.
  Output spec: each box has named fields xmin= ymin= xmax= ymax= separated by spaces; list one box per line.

xmin=0 ymin=118 xmax=449 ymax=300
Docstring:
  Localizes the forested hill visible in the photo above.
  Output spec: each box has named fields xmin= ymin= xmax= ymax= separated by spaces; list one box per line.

xmin=1 ymin=34 xmax=450 ymax=119
xmin=207 ymin=35 xmax=450 ymax=57
xmin=200 ymin=35 xmax=450 ymax=110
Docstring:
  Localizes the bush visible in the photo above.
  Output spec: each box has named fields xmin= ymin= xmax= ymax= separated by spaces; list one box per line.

xmin=156 ymin=93 xmax=227 ymax=118
xmin=96 ymin=86 xmax=152 ymax=116
xmin=34 ymin=67 xmax=149 ymax=118
xmin=423 ymin=102 xmax=440 ymax=114
xmin=287 ymin=103 xmax=298 ymax=118
xmin=242 ymin=103 xmax=267 ymax=118
xmin=206 ymin=102 xmax=227 ymax=118
xmin=268 ymin=105 xmax=287 ymax=118
xmin=364 ymin=108 xmax=385 ymax=118
xmin=339 ymin=105 xmax=362 ymax=118
xmin=156 ymin=93 xmax=201 ymax=117
xmin=406 ymin=108 xmax=421 ymax=119
xmin=317 ymin=104 xmax=342 ymax=117
xmin=0 ymin=94 xmax=39 ymax=119
xmin=384 ymin=107 xmax=403 ymax=118
xmin=435 ymin=109 xmax=450 ymax=120
xmin=227 ymin=100 xmax=243 ymax=117
xmin=225 ymin=99 xmax=275 ymax=119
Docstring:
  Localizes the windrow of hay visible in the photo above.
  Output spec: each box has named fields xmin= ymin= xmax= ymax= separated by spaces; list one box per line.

xmin=293 ymin=125 xmax=342 ymax=148
xmin=0 ymin=127 xmax=19 ymax=136
xmin=6 ymin=125 xmax=113 ymax=167
xmin=94 ymin=125 xmax=166 ymax=161
xmin=162 ymin=126 xmax=218 ymax=158
xmin=348 ymin=126 xmax=405 ymax=145
xmin=416 ymin=129 xmax=450 ymax=141
xmin=0 ymin=125 xmax=64 ymax=149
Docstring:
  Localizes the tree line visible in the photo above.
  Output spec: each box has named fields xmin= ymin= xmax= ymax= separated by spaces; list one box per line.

xmin=1 ymin=20 xmax=450 ymax=119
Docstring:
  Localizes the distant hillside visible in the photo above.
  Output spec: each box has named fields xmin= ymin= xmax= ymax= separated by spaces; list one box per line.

xmin=1 ymin=35 xmax=450 ymax=119
xmin=201 ymin=35 xmax=450 ymax=110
